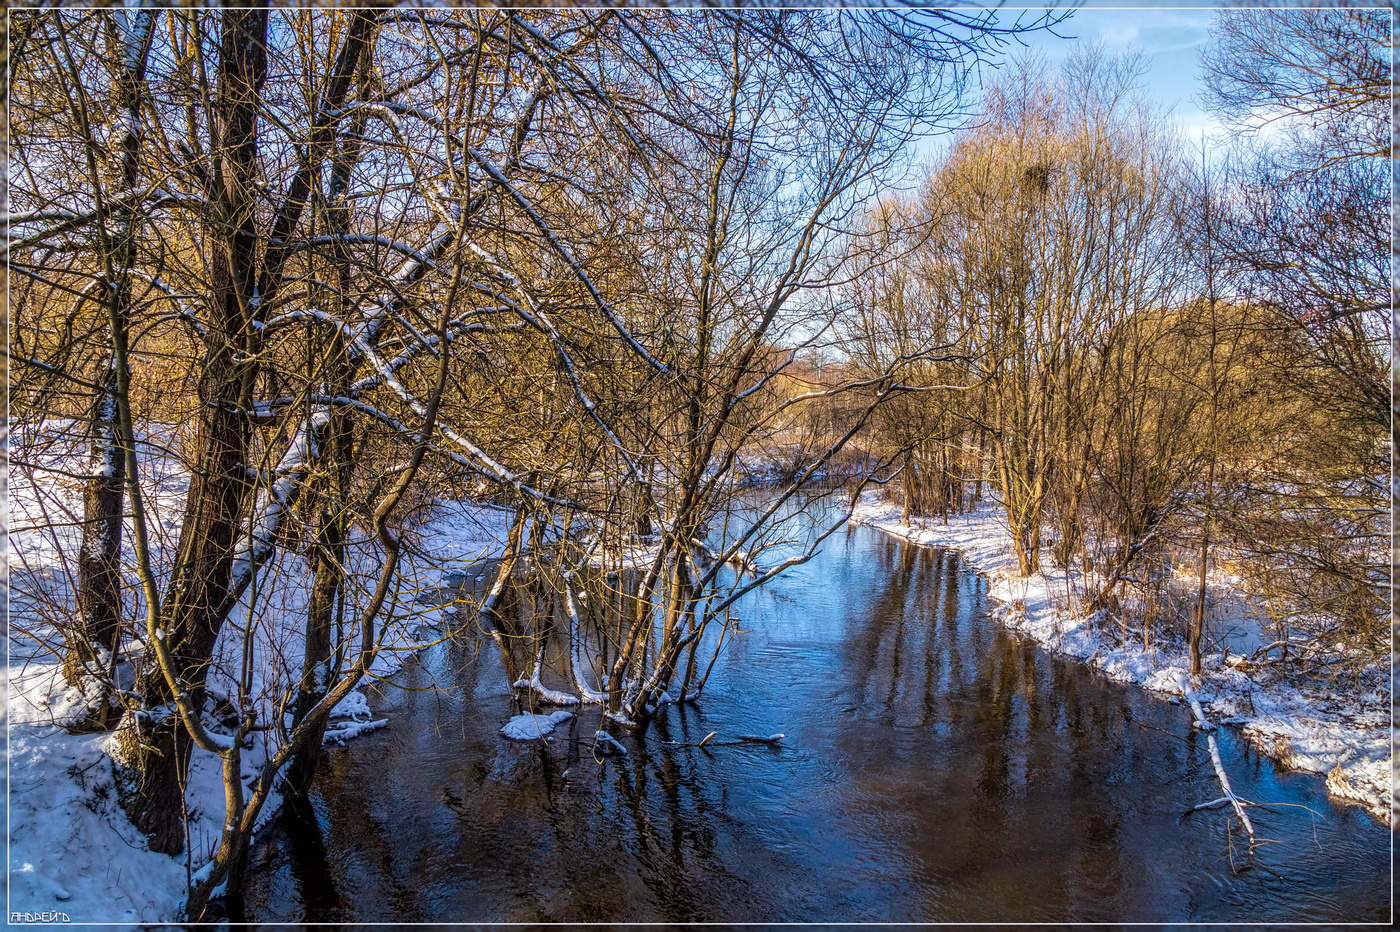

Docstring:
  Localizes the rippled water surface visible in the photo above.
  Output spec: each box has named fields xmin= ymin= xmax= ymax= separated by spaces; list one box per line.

xmin=245 ymin=516 xmax=1389 ymax=923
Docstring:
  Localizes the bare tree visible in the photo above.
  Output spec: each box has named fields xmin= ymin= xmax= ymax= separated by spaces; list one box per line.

xmin=7 ymin=6 xmax=1056 ymax=916
xmin=1201 ymin=6 xmax=1390 ymax=660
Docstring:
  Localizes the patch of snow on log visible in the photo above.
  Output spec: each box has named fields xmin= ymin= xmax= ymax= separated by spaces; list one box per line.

xmin=501 ymin=710 xmax=574 ymax=741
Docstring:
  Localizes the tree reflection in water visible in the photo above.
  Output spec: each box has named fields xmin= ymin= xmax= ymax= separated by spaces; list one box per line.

xmin=244 ymin=518 xmax=1388 ymax=923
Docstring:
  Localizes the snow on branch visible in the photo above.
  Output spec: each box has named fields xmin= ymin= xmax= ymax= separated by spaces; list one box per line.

xmin=466 ymin=245 xmax=645 ymax=482
xmin=359 ymin=228 xmax=459 ymax=350
xmin=348 ymin=314 xmax=520 ymax=394
xmin=345 ymin=324 xmax=560 ymax=505
xmin=300 ymin=234 xmax=443 ymax=272
xmin=512 ymin=666 xmax=581 ymax=707
xmin=563 ymin=575 xmax=607 ymax=704
xmin=505 ymin=13 xmax=648 ymax=157
xmin=225 ymin=410 xmax=331 ymax=607
xmin=4 ymin=189 xmax=205 ymax=253
xmin=467 ymin=148 xmax=676 ymax=380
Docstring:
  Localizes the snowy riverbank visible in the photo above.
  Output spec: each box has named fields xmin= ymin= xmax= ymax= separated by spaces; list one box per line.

xmin=850 ymin=492 xmax=1391 ymax=826
xmin=5 ymin=424 xmax=519 ymax=925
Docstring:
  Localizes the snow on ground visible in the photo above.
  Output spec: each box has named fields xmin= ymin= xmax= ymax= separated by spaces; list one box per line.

xmin=407 ymin=497 xmax=516 ymax=568
xmin=851 ymin=491 xmax=1392 ymax=826
xmin=500 ymin=710 xmax=574 ymax=741
xmin=5 ymin=424 xmax=520 ymax=924
xmin=584 ymin=540 xmax=660 ymax=572
xmin=5 ymin=713 xmax=190 ymax=924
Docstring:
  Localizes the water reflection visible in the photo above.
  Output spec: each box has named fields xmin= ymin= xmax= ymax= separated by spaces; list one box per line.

xmin=245 ymin=519 xmax=1389 ymax=923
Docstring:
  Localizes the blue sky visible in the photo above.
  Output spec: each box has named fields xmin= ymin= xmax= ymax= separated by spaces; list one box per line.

xmin=908 ymin=4 xmax=1225 ymax=168
xmin=1019 ymin=4 xmax=1221 ymax=140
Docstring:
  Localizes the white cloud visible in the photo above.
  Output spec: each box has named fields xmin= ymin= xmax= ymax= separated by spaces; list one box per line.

xmin=1099 ymin=22 xmax=1142 ymax=46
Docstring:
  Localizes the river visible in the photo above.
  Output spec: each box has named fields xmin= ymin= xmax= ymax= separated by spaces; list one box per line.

xmin=243 ymin=506 xmax=1388 ymax=922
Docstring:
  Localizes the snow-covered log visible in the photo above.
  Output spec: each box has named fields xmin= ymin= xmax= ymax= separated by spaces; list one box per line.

xmin=501 ymin=710 xmax=572 ymax=741
xmin=1180 ymin=674 xmax=1255 ymax=839
xmin=323 ymin=718 xmax=388 ymax=745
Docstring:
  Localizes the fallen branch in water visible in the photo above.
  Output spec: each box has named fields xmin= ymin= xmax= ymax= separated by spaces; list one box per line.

xmin=1187 ymin=796 xmax=1231 ymax=813
xmin=593 ymin=730 xmax=629 ymax=757
xmin=663 ymin=732 xmax=785 ymax=749
xmin=1179 ymin=675 xmax=1255 ymax=840
xmin=735 ymin=733 xmax=785 ymax=744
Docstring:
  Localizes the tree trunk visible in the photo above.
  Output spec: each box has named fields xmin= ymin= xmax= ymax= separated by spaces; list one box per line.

xmin=68 ymin=359 xmax=126 ymax=719
xmin=66 ymin=10 xmax=158 ymax=727
xmin=1190 ymin=457 xmax=1216 ymax=676
xmin=283 ymin=434 xmax=349 ymax=799
xmin=284 ymin=34 xmax=375 ymax=794
xmin=114 ymin=8 xmax=268 ymax=855
xmin=481 ymin=507 xmax=528 ymax=684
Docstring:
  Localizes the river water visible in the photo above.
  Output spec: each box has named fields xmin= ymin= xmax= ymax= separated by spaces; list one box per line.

xmin=244 ymin=509 xmax=1389 ymax=923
